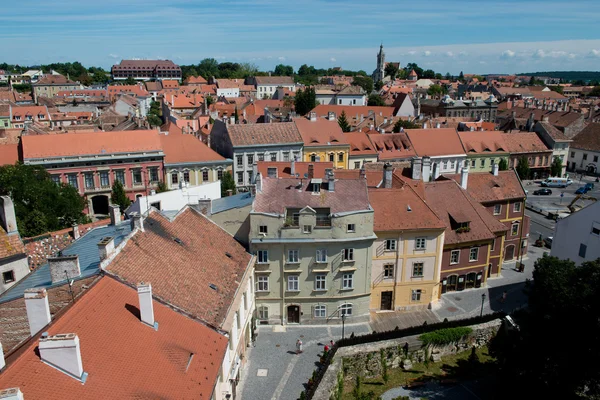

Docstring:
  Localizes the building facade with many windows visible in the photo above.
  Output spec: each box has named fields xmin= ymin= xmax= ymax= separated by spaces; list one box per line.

xmin=250 ymin=172 xmax=375 ymax=324
xmin=21 ymin=130 xmax=164 ymax=216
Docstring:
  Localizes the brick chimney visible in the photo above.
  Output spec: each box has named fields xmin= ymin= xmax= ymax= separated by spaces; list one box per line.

xmin=137 ymin=282 xmax=158 ymax=330
xmin=109 ymin=205 xmax=120 ymax=225
xmin=307 ymin=164 xmax=314 ymax=180
xmin=39 ymin=333 xmax=87 ymax=382
xmin=383 ymin=163 xmax=393 ymax=188
xmin=327 ymin=170 xmax=335 ymax=192
xmin=0 ymin=388 xmax=24 ymax=400
xmin=72 ymin=224 xmax=80 ymax=240
xmin=48 ymin=255 xmax=80 ymax=284
xmin=24 ymin=288 xmax=52 ymax=337
xmin=0 ymin=196 xmax=17 ymax=235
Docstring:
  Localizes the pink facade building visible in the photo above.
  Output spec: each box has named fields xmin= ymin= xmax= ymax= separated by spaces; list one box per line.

xmin=21 ymin=130 xmax=164 ymax=216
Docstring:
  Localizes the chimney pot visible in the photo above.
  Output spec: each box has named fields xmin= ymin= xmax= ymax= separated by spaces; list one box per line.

xmin=309 ymin=111 xmax=317 ymax=121
xmin=461 ymin=167 xmax=469 ymax=190
xmin=130 ymin=212 xmax=144 ymax=232
xmin=109 ymin=205 xmax=120 ymax=225
xmin=72 ymin=224 xmax=80 ymax=240
xmin=492 ymin=162 xmax=499 ymax=176
xmin=327 ymin=170 xmax=335 ymax=192
xmin=137 ymin=282 xmax=157 ymax=329
xmin=39 ymin=334 xmax=86 ymax=381
xmin=422 ymin=157 xmax=432 ymax=182
xmin=0 ymin=388 xmax=24 ymax=400
xmin=411 ymin=157 xmax=422 ymax=180
xmin=97 ymin=236 xmax=115 ymax=261
xmin=24 ymin=288 xmax=52 ymax=336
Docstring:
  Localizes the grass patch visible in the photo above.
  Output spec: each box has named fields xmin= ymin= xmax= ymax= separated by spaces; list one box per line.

xmin=342 ymin=346 xmax=495 ymax=399
xmin=419 ymin=327 xmax=472 ymax=346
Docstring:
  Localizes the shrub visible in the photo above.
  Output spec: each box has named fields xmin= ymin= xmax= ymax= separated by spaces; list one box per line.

xmin=419 ymin=327 xmax=473 ymax=346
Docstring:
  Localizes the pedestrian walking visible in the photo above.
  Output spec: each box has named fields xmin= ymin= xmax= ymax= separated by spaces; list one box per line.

xmin=500 ymin=290 xmax=507 ymax=303
xmin=323 ymin=343 xmax=329 ymax=357
xmin=330 ymin=340 xmax=335 ymax=348
xmin=296 ymin=339 xmax=303 ymax=354
xmin=403 ymin=341 xmax=409 ymax=356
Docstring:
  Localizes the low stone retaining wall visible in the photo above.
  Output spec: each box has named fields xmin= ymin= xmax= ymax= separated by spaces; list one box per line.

xmin=313 ymin=319 xmax=502 ymax=400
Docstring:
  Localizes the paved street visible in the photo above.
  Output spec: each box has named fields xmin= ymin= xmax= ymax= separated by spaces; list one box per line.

xmin=527 ymin=209 xmax=555 ymax=239
xmin=238 ymin=322 xmax=371 ymax=400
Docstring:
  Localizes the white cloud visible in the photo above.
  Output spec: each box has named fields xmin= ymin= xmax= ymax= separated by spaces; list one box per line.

xmin=330 ymin=57 xmax=336 ymax=62
xmin=108 ymin=53 xmax=119 ymax=59
xmin=589 ymin=49 xmax=600 ymax=57
xmin=533 ymin=49 xmax=569 ymax=58
xmin=445 ymin=51 xmax=454 ymax=57
xmin=407 ymin=50 xmax=416 ymax=55
xmin=423 ymin=50 xmax=432 ymax=57
xmin=501 ymin=50 xmax=515 ymax=58
xmin=278 ymin=56 xmax=286 ymax=61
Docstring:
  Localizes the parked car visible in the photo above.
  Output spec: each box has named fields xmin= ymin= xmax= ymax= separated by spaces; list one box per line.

xmin=533 ymin=189 xmax=552 ymax=195
xmin=544 ymin=236 xmax=553 ymax=248
xmin=575 ymin=186 xmax=590 ymax=194
xmin=585 ymin=183 xmax=595 ymax=191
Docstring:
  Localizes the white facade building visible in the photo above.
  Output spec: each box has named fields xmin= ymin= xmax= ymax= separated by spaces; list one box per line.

xmin=551 ymin=201 xmax=600 ymax=264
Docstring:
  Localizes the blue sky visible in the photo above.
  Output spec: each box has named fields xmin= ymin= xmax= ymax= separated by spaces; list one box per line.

xmin=3 ymin=0 xmax=600 ymax=74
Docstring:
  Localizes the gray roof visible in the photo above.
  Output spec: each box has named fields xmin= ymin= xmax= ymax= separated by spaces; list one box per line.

xmin=212 ymin=192 xmax=254 ymax=214
xmin=0 ymin=222 xmax=132 ymax=303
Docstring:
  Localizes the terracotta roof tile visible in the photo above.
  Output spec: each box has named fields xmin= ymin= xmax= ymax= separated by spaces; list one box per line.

xmin=255 ymin=76 xmax=294 ymax=85
xmin=405 ymin=128 xmax=465 ymax=157
xmin=441 ymin=170 xmax=526 ymax=203
xmin=424 ymin=180 xmax=507 ymax=245
xmin=536 ymin=121 xmax=571 ymax=142
xmin=312 ymin=105 xmax=395 ymax=121
xmin=368 ymin=133 xmax=416 ymax=160
xmin=106 ymin=208 xmax=252 ymax=329
xmin=571 ymin=123 xmax=600 ymax=152
xmin=160 ymin=130 xmax=225 ymax=165
xmin=184 ymin=76 xmax=208 ymax=85
xmin=257 ymin=161 xmax=334 ymax=179
xmin=34 ymin=75 xmax=77 ymax=85
xmin=0 ymin=226 xmax=25 ymax=260
xmin=0 ymin=144 xmax=19 ymax=165
xmin=227 ymin=122 xmax=303 ymax=147
xmin=343 ymin=132 xmax=378 ymax=156
xmin=498 ymin=106 xmax=582 ymax=128
xmin=294 ymin=118 xmax=348 ymax=147
xmin=500 ymin=132 xmax=551 ymax=153
xmin=0 ymin=277 xmax=226 ymax=400
xmin=22 ymin=130 xmax=163 ymax=159
xmin=457 ymin=131 xmax=508 ymax=154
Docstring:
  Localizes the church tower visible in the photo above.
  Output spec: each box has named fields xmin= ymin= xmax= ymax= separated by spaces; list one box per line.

xmin=372 ymin=44 xmax=385 ymax=83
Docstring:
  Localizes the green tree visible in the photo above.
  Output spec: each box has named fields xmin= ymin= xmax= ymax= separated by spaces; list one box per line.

xmin=156 ymin=181 xmax=168 ymax=193
xmin=589 ymin=86 xmax=600 ymax=97
xmin=491 ymin=257 xmax=600 ymax=398
xmin=147 ymin=114 xmax=162 ymax=127
xmin=374 ymin=80 xmax=384 ymax=91
xmin=427 ymin=84 xmax=447 ymax=97
xmin=124 ymin=77 xmax=136 ymax=85
xmin=220 ymin=171 xmax=237 ymax=197
xmin=294 ymin=87 xmax=317 ymax=116
xmin=367 ymin=94 xmax=385 ymax=106
xmin=422 ymin=69 xmax=436 ymax=79
xmin=498 ymin=158 xmax=509 ymax=171
xmin=92 ymin=71 xmax=110 ymax=84
xmin=197 ymin=58 xmax=220 ymax=79
xmin=273 ymin=64 xmax=294 ymax=76
xmin=516 ymin=156 xmax=530 ymax=179
xmin=393 ymin=119 xmax=420 ymax=132
xmin=458 ymin=71 xmax=465 ymax=82
xmin=0 ymin=164 xmax=86 ymax=237
xmin=384 ymin=63 xmax=399 ymax=80
xmin=110 ymin=180 xmax=131 ymax=212
xmin=337 ymin=111 xmax=351 ymax=132
xmin=205 ymin=95 xmax=215 ymax=107
xmin=352 ymin=76 xmax=374 ymax=93
xmin=405 ymin=63 xmax=424 ymax=78
xmin=550 ymin=156 xmax=563 ymax=177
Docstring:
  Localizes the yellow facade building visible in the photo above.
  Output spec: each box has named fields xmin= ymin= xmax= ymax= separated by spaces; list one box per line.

xmin=294 ymin=114 xmax=349 ymax=169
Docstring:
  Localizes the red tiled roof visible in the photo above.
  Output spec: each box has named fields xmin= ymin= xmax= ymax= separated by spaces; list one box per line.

xmin=255 ymin=76 xmax=294 ymax=85
xmin=294 ymin=118 xmax=348 ymax=147
xmin=107 ymin=84 xmax=149 ymax=99
xmin=106 ymin=208 xmax=252 ymax=329
xmin=0 ymin=277 xmax=226 ymax=400
xmin=312 ymin=105 xmax=395 ymax=120
xmin=257 ymin=161 xmax=334 ymax=179
xmin=34 ymin=75 xmax=78 ymax=85
xmin=22 ymin=130 xmax=163 ymax=159
xmin=441 ymin=170 xmax=526 ymax=203
xmin=161 ymin=79 xmax=180 ymax=89
xmin=0 ymin=144 xmax=19 ymax=165
xmin=368 ymin=133 xmax=416 ymax=160
xmin=457 ymin=131 xmax=508 ymax=154
xmin=405 ymin=128 xmax=465 ymax=157
xmin=242 ymin=100 xmax=284 ymax=117
xmin=500 ymin=132 xmax=551 ymax=153
xmin=343 ymin=132 xmax=378 ymax=156
xmin=0 ymin=225 xmax=25 ymax=259
xmin=184 ymin=76 xmax=208 ymax=85
xmin=160 ymin=129 xmax=225 ymax=165
xmin=571 ymin=123 xmax=600 ymax=152
xmin=227 ymin=122 xmax=303 ymax=147
xmin=11 ymin=106 xmax=49 ymax=121
xmin=424 ymin=180 xmax=508 ymax=245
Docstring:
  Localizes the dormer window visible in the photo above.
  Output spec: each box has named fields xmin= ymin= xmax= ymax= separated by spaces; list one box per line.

xmin=312 ymin=182 xmax=321 ymax=193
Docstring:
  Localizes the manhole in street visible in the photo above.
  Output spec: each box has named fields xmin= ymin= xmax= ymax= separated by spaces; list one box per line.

xmin=453 ymin=296 xmax=462 ymax=301
xmin=257 ymin=369 xmax=268 ymax=377
xmin=300 ymin=335 xmax=304 ymax=338
xmin=275 ymin=344 xmax=280 ymax=347
xmin=446 ymin=307 xmax=459 ymax=312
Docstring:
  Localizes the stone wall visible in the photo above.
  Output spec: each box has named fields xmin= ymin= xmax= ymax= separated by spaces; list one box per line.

xmin=312 ymin=319 xmax=502 ymax=400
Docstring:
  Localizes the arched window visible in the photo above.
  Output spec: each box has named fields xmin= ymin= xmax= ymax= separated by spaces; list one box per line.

xmin=339 ymin=303 xmax=353 ymax=317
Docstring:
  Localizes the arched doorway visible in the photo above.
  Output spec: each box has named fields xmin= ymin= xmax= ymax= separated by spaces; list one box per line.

xmin=505 ymin=245 xmax=515 ymax=261
xmin=466 ymin=272 xmax=477 ymax=289
xmin=587 ymin=164 xmax=597 ymax=174
xmin=287 ymin=305 xmax=300 ymax=324
xmin=91 ymin=195 xmax=109 ymax=215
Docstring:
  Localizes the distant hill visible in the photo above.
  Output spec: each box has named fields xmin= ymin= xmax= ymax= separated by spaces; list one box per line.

xmin=518 ymin=71 xmax=600 ymax=83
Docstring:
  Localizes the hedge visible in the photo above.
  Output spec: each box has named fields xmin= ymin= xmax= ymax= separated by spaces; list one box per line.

xmin=419 ymin=327 xmax=473 ymax=346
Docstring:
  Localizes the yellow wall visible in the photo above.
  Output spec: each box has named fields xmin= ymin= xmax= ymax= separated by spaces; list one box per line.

xmin=303 ymin=145 xmax=349 ymax=169
xmin=166 ymin=165 xmax=232 ymax=190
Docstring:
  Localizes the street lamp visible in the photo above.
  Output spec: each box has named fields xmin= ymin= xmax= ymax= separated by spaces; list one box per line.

xmin=480 ymin=293 xmax=487 ymax=317
xmin=341 ymin=313 xmax=347 ymax=341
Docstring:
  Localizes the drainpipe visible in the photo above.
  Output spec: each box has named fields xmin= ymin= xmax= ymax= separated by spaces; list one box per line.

xmin=391 ymin=231 xmax=403 ymax=311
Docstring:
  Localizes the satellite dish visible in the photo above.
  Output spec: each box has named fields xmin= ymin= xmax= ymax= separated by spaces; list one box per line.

xmin=295 ymin=173 xmax=300 ymax=178
xmin=303 ymin=173 xmax=308 ymax=178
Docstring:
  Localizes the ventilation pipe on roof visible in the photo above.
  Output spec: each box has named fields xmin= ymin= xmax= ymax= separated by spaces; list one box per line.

xmin=109 ymin=204 xmax=120 ymax=226
xmin=422 ymin=122 xmax=427 ymax=129
xmin=383 ymin=163 xmax=393 ymax=189
xmin=470 ymin=126 xmax=475 ymax=131
xmin=130 ymin=212 xmax=144 ymax=232
xmin=436 ymin=123 xmax=441 ymax=129
xmin=461 ymin=167 xmax=469 ymax=190
xmin=0 ymin=388 xmax=24 ymax=400
xmin=291 ymin=158 xmax=296 ymax=176
xmin=24 ymin=288 xmax=52 ymax=337
xmin=327 ymin=170 xmax=335 ymax=192
xmin=39 ymin=333 xmax=87 ymax=382
xmin=492 ymin=162 xmax=499 ymax=176
xmin=137 ymin=282 xmax=158 ymax=330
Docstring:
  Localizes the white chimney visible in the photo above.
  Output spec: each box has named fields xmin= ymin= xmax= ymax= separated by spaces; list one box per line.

xmin=48 ymin=255 xmax=80 ymax=284
xmin=435 ymin=122 xmax=441 ymax=129
xmin=0 ymin=388 xmax=24 ymax=400
xmin=130 ymin=212 xmax=144 ymax=232
xmin=24 ymin=288 xmax=52 ymax=337
xmin=309 ymin=111 xmax=317 ymax=121
xmin=411 ymin=157 xmax=422 ymax=180
xmin=97 ymin=236 xmax=115 ymax=260
xmin=422 ymin=122 xmax=427 ymax=129
xmin=461 ymin=167 xmax=469 ymax=190
xmin=383 ymin=163 xmax=393 ymax=188
xmin=422 ymin=157 xmax=431 ymax=182
xmin=492 ymin=162 xmax=499 ymax=176
xmin=0 ymin=340 xmax=5 ymax=370
xmin=39 ymin=333 xmax=87 ymax=382
xmin=0 ymin=196 xmax=17 ymax=234
xmin=109 ymin=204 xmax=120 ymax=225
xmin=327 ymin=111 xmax=336 ymax=121
xmin=137 ymin=282 xmax=157 ymax=329
xmin=72 ymin=224 xmax=80 ymax=240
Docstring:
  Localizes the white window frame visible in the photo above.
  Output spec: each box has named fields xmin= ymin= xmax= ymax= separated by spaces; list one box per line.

xmin=339 ymin=303 xmax=353 ymax=316
xmin=256 ymin=276 xmax=269 ymax=292
xmin=411 ymin=289 xmax=422 ymax=302
xmin=315 ymin=275 xmax=326 ymax=291
xmin=412 ymin=262 xmax=424 ymax=277
xmin=303 ymin=225 xmax=312 ymax=234
xmin=257 ymin=250 xmax=268 ymax=264
xmin=316 ymin=249 xmax=327 ymax=263
xmin=314 ymin=305 xmax=326 ymax=318
xmin=288 ymin=249 xmax=299 ymax=263
xmin=259 ymin=225 xmax=268 ymax=234
xmin=385 ymin=239 xmax=397 ymax=251
xmin=287 ymin=275 xmax=299 ymax=292
xmin=342 ymin=248 xmax=354 ymax=261
xmin=383 ymin=264 xmax=394 ymax=279
xmin=469 ymin=247 xmax=479 ymax=262
xmin=493 ymin=204 xmax=501 ymax=215
xmin=450 ymin=250 xmax=460 ymax=265
xmin=513 ymin=202 xmax=522 ymax=213
xmin=415 ymin=237 xmax=426 ymax=250
xmin=342 ymin=273 xmax=354 ymax=290
xmin=258 ymin=305 xmax=269 ymax=320
xmin=511 ymin=222 xmax=520 ymax=236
